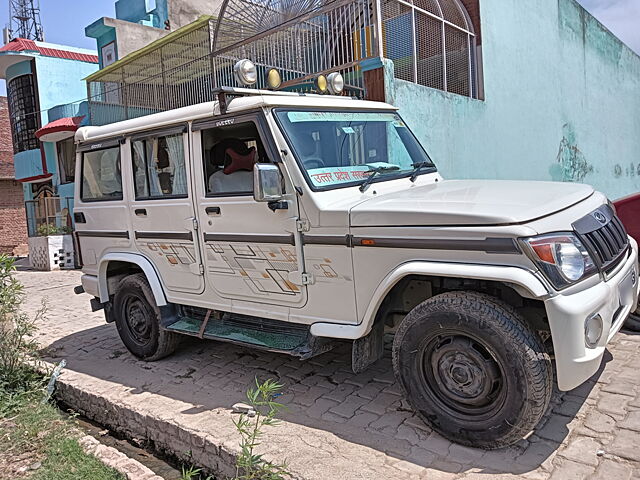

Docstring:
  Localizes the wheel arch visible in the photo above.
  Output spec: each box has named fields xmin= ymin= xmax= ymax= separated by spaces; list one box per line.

xmin=98 ymin=253 xmax=167 ymax=306
xmin=310 ymin=262 xmax=550 ymax=339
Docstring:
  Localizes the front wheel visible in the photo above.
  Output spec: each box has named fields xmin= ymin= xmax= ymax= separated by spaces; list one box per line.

xmin=113 ymin=273 xmax=180 ymax=361
xmin=392 ymin=291 xmax=552 ymax=449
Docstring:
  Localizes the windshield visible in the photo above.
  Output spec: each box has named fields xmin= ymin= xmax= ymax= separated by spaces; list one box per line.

xmin=274 ymin=110 xmax=436 ymax=190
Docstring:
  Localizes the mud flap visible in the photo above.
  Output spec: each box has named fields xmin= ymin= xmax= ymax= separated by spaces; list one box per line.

xmin=352 ymin=320 xmax=385 ymax=374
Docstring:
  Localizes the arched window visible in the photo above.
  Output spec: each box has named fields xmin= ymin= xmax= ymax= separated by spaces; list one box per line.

xmin=381 ymin=0 xmax=478 ymax=97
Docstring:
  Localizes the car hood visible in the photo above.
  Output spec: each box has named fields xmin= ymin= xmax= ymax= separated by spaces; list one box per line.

xmin=350 ymin=180 xmax=594 ymax=227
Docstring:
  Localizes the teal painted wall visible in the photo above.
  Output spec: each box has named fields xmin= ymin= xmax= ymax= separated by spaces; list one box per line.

xmin=33 ymin=56 xmax=97 ymax=126
xmin=387 ymin=0 xmax=640 ymax=201
xmin=115 ymin=0 xmax=168 ymax=28
xmin=13 ymin=149 xmax=43 ymax=180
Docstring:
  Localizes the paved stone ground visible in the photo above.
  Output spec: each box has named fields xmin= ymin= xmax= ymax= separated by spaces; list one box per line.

xmin=16 ymin=267 xmax=640 ymax=480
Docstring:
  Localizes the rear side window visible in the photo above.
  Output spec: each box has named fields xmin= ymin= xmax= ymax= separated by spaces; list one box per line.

xmin=81 ymin=146 xmax=123 ymax=202
xmin=131 ymin=133 xmax=187 ymax=200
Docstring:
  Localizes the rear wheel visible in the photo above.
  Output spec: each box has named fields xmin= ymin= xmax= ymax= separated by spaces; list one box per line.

xmin=625 ymin=309 xmax=640 ymax=332
xmin=392 ymin=291 xmax=552 ymax=449
xmin=113 ymin=273 xmax=180 ymax=361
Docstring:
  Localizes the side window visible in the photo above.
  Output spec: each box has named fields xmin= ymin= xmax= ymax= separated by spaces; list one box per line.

xmin=132 ymin=133 xmax=187 ymax=200
xmin=201 ymin=121 xmax=268 ymax=196
xmin=81 ymin=146 xmax=123 ymax=202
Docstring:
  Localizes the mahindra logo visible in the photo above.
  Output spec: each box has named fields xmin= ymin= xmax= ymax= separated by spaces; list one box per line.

xmin=632 ymin=269 xmax=637 ymax=286
xmin=593 ymin=211 xmax=607 ymax=224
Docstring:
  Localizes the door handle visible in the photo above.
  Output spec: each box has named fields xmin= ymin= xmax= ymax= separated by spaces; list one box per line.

xmin=206 ymin=206 xmax=221 ymax=216
xmin=135 ymin=208 xmax=147 ymax=216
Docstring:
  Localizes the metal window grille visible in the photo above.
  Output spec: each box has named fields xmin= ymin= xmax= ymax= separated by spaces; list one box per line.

xmin=86 ymin=0 xmax=478 ymax=125
xmin=380 ymin=0 xmax=476 ymax=97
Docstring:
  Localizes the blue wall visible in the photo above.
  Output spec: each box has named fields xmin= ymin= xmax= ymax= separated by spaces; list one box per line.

xmin=115 ymin=0 xmax=168 ymax=28
xmin=386 ymin=0 xmax=640 ymax=201
xmin=33 ymin=56 xmax=97 ymax=126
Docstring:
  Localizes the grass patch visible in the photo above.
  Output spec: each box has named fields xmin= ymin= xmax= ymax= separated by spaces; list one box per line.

xmin=0 ymin=255 xmax=125 ymax=480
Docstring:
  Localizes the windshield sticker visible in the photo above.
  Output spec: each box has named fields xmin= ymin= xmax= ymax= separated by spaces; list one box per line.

xmin=287 ymin=112 xmax=399 ymax=123
xmin=392 ymin=120 xmax=406 ymax=128
xmin=342 ymin=126 xmax=355 ymax=134
xmin=307 ymin=166 xmax=373 ymax=186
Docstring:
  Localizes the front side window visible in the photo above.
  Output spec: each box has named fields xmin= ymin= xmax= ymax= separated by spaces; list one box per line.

xmin=132 ymin=133 xmax=187 ymax=200
xmin=7 ymin=74 xmax=40 ymax=153
xmin=81 ymin=146 xmax=123 ymax=201
xmin=57 ymin=137 xmax=76 ymax=184
xmin=201 ymin=121 xmax=268 ymax=196
xmin=275 ymin=110 xmax=436 ymax=190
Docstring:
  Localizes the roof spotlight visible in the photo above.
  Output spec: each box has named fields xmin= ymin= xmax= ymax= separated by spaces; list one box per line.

xmin=234 ymin=59 xmax=258 ymax=86
xmin=315 ymin=74 xmax=328 ymax=94
xmin=327 ymin=72 xmax=345 ymax=95
xmin=266 ymin=68 xmax=282 ymax=90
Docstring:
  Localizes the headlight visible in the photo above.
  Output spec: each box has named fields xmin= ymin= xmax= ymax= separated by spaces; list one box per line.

xmin=234 ymin=59 xmax=257 ymax=86
xmin=524 ymin=233 xmax=597 ymax=289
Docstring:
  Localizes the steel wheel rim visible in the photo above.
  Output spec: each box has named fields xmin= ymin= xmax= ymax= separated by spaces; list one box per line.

xmin=122 ymin=293 xmax=154 ymax=347
xmin=418 ymin=328 xmax=507 ymax=421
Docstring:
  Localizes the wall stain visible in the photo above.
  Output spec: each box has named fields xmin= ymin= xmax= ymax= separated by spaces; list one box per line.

xmin=550 ymin=123 xmax=593 ymax=182
xmin=614 ymin=162 xmax=640 ymax=178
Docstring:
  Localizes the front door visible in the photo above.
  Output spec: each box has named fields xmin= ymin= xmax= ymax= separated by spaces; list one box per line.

xmin=192 ymin=114 xmax=307 ymax=308
xmin=129 ymin=126 xmax=204 ymax=294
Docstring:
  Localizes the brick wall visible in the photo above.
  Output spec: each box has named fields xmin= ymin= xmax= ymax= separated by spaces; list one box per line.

xmin=0 ymin=97 xmax=28 ymax=256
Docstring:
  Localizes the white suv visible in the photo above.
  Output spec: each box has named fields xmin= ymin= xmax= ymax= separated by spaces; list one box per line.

xmin=73 ymin=88 xmax=639 ymax=449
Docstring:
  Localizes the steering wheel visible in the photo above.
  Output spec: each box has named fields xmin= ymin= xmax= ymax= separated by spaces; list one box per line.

xmin=302 ymin=157 xmax=326 ymax=169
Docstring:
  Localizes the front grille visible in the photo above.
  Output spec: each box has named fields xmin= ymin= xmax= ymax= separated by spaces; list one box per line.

xmin=573 ymin=205 xmax=629 ymax=274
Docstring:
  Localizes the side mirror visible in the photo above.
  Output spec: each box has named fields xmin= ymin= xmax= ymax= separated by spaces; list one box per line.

xmin=253 ymin=164 xmax=284 ymax=202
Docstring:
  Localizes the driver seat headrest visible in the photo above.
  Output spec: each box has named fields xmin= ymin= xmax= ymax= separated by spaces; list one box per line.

xmin=223 ymin=146 xmax=257 ymax=174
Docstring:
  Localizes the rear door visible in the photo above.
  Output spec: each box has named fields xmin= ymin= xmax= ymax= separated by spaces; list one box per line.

xmin=192 ymin=114 xmax=307 ymax=308
xmin=128 ymin=125 xmax=204 ymax=294
xmin=75 ymin=138 xmax=131 ymax=273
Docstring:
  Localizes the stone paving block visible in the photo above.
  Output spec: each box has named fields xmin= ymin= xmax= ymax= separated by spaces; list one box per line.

xmin=292 ymin=385 xmax=331 ymax=407
xmin=582 ymin=410 xmax=617 ymax=434
xmin=557 ymin=436 xmax=602 ymax=466
xmin=607 ymin=428 xmax=640 ymax=462
xmin=306 ymin=398 xmax=339 ymax=419
xmin=345 ymin=411 xmax=379 ymax=428
xmin=361 ymin=392 xmax=402 ymax=415
xmin=355 ymin=381 xmax=386 ymax=400
xmin=590 ymin=459 xmax=635 ymax=480
xmin=535 ymin=414 xmax=574 ymax=443
xmin=321 ymin=383 xmax=356 ymax=403
xmin=328 ymin=394 xmax=370 ymax=418
xmin=548 ymin=458 xmax=595 ymax=480
xmin=597 ymin=392 xmax=631 ymax=417
xmin=618 ymin=410 xmax=640 ymax=432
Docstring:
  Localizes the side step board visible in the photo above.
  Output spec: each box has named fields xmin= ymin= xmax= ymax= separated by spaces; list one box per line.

xmin=164 ymin=306 xmax=337 ymax=360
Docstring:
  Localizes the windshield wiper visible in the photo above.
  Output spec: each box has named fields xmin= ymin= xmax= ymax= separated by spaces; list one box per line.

xmin=359 ymin=165 xmax=401 ymax=193
xmin=410 ymin=162 xmax=436 ymax=183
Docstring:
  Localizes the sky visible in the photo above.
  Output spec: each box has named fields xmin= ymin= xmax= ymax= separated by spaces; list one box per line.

xmin=0 ymin=0 xmax=637 ymax=96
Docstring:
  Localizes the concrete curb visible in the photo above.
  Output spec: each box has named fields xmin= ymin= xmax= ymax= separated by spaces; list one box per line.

xmin=78 ymin=434 xmax=164 ymax=480
xmin=54 ymin=376 xmax=241 ymax=479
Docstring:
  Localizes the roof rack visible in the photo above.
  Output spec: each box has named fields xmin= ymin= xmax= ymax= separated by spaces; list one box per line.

xmin=213 ymin=86 xmax=355 ymax=114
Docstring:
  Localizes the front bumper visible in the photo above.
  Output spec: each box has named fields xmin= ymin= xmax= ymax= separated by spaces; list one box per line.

xmin=546 ymin=237 xmax=639 ymax=391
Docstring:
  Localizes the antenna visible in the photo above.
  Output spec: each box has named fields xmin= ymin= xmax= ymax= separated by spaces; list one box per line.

xmin=8 ymin=0 xmax=44 ymax=42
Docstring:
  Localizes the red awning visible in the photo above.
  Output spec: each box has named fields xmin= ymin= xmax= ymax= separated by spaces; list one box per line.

xmin=35 ymin=116 xmax=85 ymax=143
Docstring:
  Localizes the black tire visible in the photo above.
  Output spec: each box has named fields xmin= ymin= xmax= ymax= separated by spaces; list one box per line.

xmin=113 ymin=273 xmax=180 ymax=361
xmin=624 ymin=310 xmax=640 ymax=332
xmin=392 ymin=291 xmax=552 ymax=449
